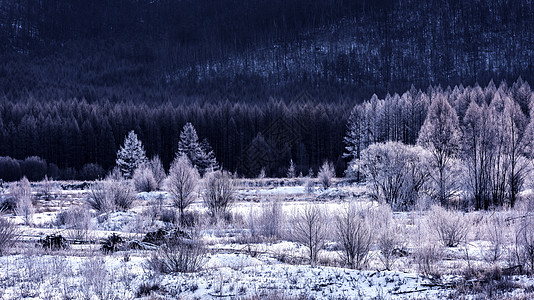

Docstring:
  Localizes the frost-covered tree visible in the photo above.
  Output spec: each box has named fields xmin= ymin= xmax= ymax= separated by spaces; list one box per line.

xmin=147 ymin=156 xmax=166 ymax=189
xmin=497 ymin=93 xmax=529 ymax=207
xmin=287 ymin=159 xmax=296 ymax=178
xmin=177 ymin=123 xmax=217 ymax=176
xmin=12 ymin=177 xmax=34 ymax=225
xmin=166 ymin=155 xmax=200 ymax=218
xmin=116 ymin=130 xmax=147 ymax=179
xmin=344 ymin=106 xmax=363 ymax=162
xmin=352 ymin=142 xmax=431 ymax=211
xmin=202 ymin=170 xmax=235 ymax=219
xmin=292 ymin=204 xmax=327 ymax=266
xmin=335 ymin=203 xmax=372 ymax=269
xmin=318 ymin=161 xmax=335 ymax=189
xmin=417 ymin=95 xmax=461 ymax=206
xmin=461 ymin=101 xmax=496 ymax=210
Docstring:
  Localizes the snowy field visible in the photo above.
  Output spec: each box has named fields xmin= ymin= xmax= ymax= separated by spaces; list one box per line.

xmin=1 ymin=179 xmax=534 ymax=299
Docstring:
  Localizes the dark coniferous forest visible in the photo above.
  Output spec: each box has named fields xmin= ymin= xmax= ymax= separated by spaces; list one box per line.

xmin=1 ymin=0 xmax=534 ymax=179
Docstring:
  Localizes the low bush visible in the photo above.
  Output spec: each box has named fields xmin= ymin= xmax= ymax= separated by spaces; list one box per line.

xmin=317 ymin=161 xmax=335 ymax=189
xmin=0 ymin=218 xmax=19 ymax=255
xmin=101 ymin=233 xmax=124 ymax=254
xmin=39 ymin=234 xmax=69 ymax=250
xmin=136 ymin=282 xmax=160 ymax=298
xmin=147 ymin=239 xmax=207 ymax=273
xmin=335 ymin=203 xmax=372 ymax=269
xmin=414 ymin=243 xmax=443 ymax=277
xmin=132 ymin=165 xmax=157 ymax=192
xmin=87 ymin=178 xmax=135 ymax=213
xmin=428 ymin=205 xmax=469 ymax=247
xmin=252 ymin=200 xmax=283 ymax=239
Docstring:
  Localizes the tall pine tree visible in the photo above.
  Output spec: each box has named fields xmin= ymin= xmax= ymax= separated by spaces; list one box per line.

xmin=177 ymin=123 xmax=217 ymax=175
xmin=116 ymin=130 xmax=147 ymax=178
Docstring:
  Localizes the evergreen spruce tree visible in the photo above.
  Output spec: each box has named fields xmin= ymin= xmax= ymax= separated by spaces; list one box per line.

xmin=177 ymin=123 xmax=217 ymax=175
xmin=287 ymin=159 xmax=296 ymax=178
xmin=116 ymin=130 xmax=147 ymax=178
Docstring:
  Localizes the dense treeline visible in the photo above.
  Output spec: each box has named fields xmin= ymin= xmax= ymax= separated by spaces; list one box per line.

xmin=0 ymin=0 xmax=533 ymax=102
xmin=0 ymin=96 xmax=351 ymax=180
xmin=2 ymin=79 xmax=532 ymax=184
xmin=346 ymin=78 xmax=534 ymax=209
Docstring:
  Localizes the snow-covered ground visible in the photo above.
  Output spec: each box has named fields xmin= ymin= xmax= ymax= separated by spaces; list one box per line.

xmin=0 ymin=252 xmax=468 ymax=299
xmin=1 ymin=179 xmax=534 ymax=299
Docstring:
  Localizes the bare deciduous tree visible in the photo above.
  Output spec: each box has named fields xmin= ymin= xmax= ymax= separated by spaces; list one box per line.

xmin=202 ymin=170 xmax=235 ymax=219
xmin=166 ymin=155 xmax=200 ymax=218
xmin=335 ymin=203 xmax=372 ymax=269
xmin=292 ymin=204 xmax=327 ymax=265
xmin=0 ymin=218 xmax=19 ymax=255
xmin=40 ymin=175 xmax=55 ymax=201
xmin=12 ymin=177 xmax=34 ymax=225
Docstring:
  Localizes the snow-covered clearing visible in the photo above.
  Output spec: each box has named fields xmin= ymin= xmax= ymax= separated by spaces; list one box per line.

xmin=1 ymin=179 xmax=534 ymax=299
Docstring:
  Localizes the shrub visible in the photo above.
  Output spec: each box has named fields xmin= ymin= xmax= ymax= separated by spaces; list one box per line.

xmin=372 ymin=205 xmax=403 ymax=270
xmin=101 ymin=233 xmax=124 ymax=254
xmin=335 ymin=203 xmax=372 ymax=269
xmin=202 ymin=170 xmax=235 ymax=219
xmin=87 ymin=178 xmax=135 ymax=213
xmin=483 ymin=215 xmax=505 ymax=264
xmin=147 ymin=239 xmax=207 ymax=273
xmin=81 ymin=257 xmax=110 ymax=298
xmin=291 ymin=204 xmax=327 ymax=265
xmin=414 ymin=243 xmax=443 ymax=277
xmin=39 ymin=175 xmax=55 ymax=201
xmin=87 ymin=181 xmax=113 ymax=213
xmin=428 ymin=205 xmax=469 ymax=247
xmin=56 ymin=206 xmax=93 ymax=241
xmin=0 ymin=218 xmax=19 ymax=255
xmin=377 ymin=225 xmax=404 ymax=270
xmin=514 ymin=216 xmax=534 ymax=274
xmin=136 ymin=282 xmax=160 ymax=298
xmin=39 ymin=234 xmax=69 ymax=250
xmin=166 ymin=155 xmax=200 ymax=217
xmin=249 ymin=200 xmax=283 ymax=240
xmin=259 ymin=200 xmax=283 ymax=238
xmin=147 ymin=156 xmax=166 ymax=189
xmin=132 ymin=165 xmax=157 ymax=192
xmin=317 ymin=161 xmax=335 ymax=189
xmin=12 ymin=177 xmax=34 ymax=225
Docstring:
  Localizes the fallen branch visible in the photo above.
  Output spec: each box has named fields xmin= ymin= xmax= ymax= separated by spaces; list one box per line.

xmin=393 ymin=288 xmax=429 ymax=295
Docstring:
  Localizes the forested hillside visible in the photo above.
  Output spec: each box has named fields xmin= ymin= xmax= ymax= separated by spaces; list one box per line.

xmin=1 ymin=0 xmax=534 ymax=178
xmin=1 ymin=0 xmax=533 ymax=102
